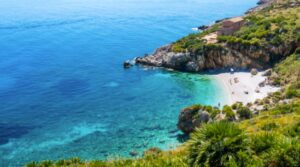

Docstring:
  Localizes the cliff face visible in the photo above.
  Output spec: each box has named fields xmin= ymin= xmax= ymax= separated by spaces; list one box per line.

xmin=136 ymin=42 xmax=298 ymax=72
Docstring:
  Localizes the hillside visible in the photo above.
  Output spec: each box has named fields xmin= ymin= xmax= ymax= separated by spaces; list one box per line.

xmin=27 ymin=0 xmax=300 ymax=167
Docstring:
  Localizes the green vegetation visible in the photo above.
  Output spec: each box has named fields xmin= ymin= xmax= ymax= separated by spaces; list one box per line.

xmin=218 ymin=1 xmax=300 ymax=48
xmin=273 ymin=52 xmax=300 ymax=86
xmin=171 ymin=24 xmax=220 ymax=53
xmin=237 ymin=106 xmax=253 ymax=120
xmin=187 ymin=122 xmax=252 ymax=167
xmin=223 ymin=105 xmax=235 ymax=120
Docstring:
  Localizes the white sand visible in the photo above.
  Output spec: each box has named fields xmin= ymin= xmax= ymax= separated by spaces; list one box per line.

xmin=214 ymin=71 xmax=280 ymax=105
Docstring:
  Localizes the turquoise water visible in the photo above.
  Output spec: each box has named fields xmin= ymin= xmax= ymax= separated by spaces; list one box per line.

xmin=0 ymin=0 xmax=257 ymax=166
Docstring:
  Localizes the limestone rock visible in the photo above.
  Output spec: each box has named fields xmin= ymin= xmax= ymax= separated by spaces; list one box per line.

xmin=177 ymin=107 xmax=211 ymax=134
xmin=177 ymin=107 xmax=197 ymax=134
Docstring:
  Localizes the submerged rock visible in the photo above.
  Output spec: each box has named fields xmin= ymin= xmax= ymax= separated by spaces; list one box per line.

xmin=129 ymin=150 xmax=138 ymax=157
xmin=143 ymin=147 xmax=162 ymax=157
xmin=123 ymin=61 xmax=132 ymax=68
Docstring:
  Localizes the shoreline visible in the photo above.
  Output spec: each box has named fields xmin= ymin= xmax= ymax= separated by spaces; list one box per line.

xmin=212 ymin=71 xmax=280 ymax=106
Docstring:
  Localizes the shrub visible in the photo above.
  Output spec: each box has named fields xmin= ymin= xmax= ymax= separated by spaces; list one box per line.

xmin=266 ymin=143 xmax=300 ymax=167
xmin=223 ymin=105 xmax=235 ymax=120
xmin=237 ymin=107 xmax=253 ymax=120
xmin=203 ymin=105 xmax=213 ymax=113
xmin=285 ymin=122 xmax=300 ymax=138
xmin=270 ymin=102 xmax=300 ymax=115
xmin=251 ymin=133 xmax=278 ymax=154
xmin=210 ymin=108 xmax=221 ymax=119
xmin=285 ymin=87 xmax=300 ymax=99
xmin=285 ymin=81 xmax=300 ymax=99
xmin=295 ymin=47 xmax=300 ymax=55
xmin=187 ymin=122 xmax=253 ymax=167
xmin=231 ymin=103 xmax=242 ymax=110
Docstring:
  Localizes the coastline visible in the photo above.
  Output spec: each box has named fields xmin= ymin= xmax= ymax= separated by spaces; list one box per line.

xmin=132 ymin=0 xmax=279 ymax=108
xmin=213 ymin=71 xmax=280 ymax=106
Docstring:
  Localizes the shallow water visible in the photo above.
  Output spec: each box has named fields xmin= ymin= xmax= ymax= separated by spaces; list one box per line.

xmin=0 ymin=0 xmax=257 ymax=166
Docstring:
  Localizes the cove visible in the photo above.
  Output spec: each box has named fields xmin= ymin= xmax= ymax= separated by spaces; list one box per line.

xmin=0 ymin=0 xmax=257 ymax=166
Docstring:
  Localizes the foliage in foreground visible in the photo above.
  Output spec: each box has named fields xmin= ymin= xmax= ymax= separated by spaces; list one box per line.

xmin=187 ymin=122 xmax=253 ymax=167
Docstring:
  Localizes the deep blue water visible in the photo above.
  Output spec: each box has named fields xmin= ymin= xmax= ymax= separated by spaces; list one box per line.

xmin=0 ymin=0 xmax=257 ymax=166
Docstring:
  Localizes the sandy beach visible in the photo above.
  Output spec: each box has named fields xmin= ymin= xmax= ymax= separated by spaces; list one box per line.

xmin=214 ymin=71 xmax=280 ymax=105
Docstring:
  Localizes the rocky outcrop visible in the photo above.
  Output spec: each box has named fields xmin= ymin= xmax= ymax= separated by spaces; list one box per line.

xmin=136 ymin=45 xmax=192 ymax=70
xmin=133 ymin=0 xmax=300 ymax=72
xmin=177 ymin=105 xmax=211 ymax=134
xmin=246 ymin=0 xmax=274 ymax=13
xmin=136 ymin=41 xmax=298 ymax=72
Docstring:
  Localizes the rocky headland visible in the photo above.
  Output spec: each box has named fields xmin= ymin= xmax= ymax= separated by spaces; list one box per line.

xmin=133 ymin=0 xmax=299 ymax=72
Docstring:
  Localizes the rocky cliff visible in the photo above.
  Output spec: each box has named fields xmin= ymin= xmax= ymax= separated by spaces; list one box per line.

xmin=136 ymin=41 xmax=298 ymax=72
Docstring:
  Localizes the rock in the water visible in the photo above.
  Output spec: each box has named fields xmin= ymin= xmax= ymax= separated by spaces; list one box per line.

xmin=129 ymin=150 xmax=138 ymax=157
xmin=257 ymin=0 xmax=270 ymax=5
xmin=143 ymin=147 xmax=162 ymax=157
xmin=198 ymin=25 xmax=209 ymax=31
xmin=123 ymin=60 xmax=134 ymax=69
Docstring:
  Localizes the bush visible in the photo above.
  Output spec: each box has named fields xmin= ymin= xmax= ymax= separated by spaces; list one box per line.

xmin=285 ymin=82 xmax=300 ymax=99
xmin=210 ymin=108 xmax=221 ymax=119
xmin=295 ymin=47 xmax=300 ymax=55
xmin=285 ymin=122 xmax=300 ymax=138
xmin=187 ymin=122 xmax=253 ymax=167
xmin=237 ymin=107 xmax=253 ymax=120
xmin=223 ymin=105 xmax=235 ymax=120
xmin=251 ymin=133 xmax=278 ymax=154
xmin=285 ymin=87 xmax=300 ymax=99
xmin=270 ymin=102 xmax=300 ymax=115
xmin=266 ymin=143 xmax=300 ymax=167
xmin=231 ymin=103 xmax=242 ymax=110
